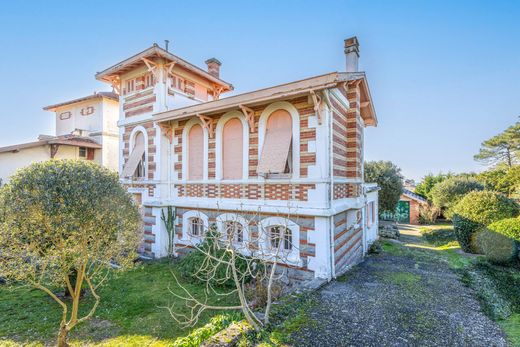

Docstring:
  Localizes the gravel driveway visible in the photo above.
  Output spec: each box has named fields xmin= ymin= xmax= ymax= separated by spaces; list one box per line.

xmin=291 ymin=225 xmax=507 ymax=347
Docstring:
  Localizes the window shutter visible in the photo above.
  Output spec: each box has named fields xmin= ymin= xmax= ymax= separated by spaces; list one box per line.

xmin=87 ymin=148 xmax=95 ymax=160
xmin=222 ymin=118 xmax=243 ymax=179
xmin=188 ymin=125 xmax=204 ymax=180
xmin=122 ymin=133 xmax=145 ymax=177
xmin=257 ymin=110 xmax=293 ymax=175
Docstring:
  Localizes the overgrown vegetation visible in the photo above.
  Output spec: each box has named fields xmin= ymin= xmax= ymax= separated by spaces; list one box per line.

xmin=430 ymin=176 xmax=484 ymax=219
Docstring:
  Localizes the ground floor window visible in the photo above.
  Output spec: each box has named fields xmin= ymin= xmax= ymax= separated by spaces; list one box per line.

xmin=224 ymin=221 xmax=243 ymax=243
xmin=268 ymin=225 xmax=292 ymax=251
xmin=189 ymin=217 xmax=204 ymax=237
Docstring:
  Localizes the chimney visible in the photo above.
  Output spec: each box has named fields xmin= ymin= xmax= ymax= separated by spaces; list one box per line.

xmin=205 ymin=58 xmax=222 ymax=79
xmin=344 ymin=37 xmax=360 ymax=72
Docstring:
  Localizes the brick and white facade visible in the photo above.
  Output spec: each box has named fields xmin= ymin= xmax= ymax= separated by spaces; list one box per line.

xmin=96 ymin=38 xmax=379 ymax=281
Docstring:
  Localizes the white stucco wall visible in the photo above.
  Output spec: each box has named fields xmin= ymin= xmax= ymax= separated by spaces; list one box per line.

xmin=55 ymin=99 xmax=104 ymax=136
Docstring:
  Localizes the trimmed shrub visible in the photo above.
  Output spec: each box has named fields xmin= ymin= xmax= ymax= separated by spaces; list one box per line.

xmin=452 ymin=191 xmax=519 ymax=253
xmin=488 ymin=218 xmax=520 ymax=241
xmin=430 ymin=176 xmax=484 ymax=219
xmin=477 ymin=228 xmax=518 ymax=264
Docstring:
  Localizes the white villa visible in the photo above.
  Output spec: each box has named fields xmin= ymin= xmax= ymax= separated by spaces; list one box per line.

xmin=0 ymin=92 xmax=119 ymax=184
xmin=94 ymin=37 xmax=379 ymax=281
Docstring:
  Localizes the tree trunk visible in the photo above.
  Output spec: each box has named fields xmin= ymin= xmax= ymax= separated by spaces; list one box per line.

xmin=57 ymin=326 xmax=70 ymax=347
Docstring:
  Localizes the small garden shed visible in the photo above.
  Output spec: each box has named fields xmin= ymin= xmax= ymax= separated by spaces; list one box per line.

xmin=396 ymin=189 xmax=427 ymax=224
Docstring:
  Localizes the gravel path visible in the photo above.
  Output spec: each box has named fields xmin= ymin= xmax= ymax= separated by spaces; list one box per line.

xmin=291 ymin=225 xmax=507 ymax=347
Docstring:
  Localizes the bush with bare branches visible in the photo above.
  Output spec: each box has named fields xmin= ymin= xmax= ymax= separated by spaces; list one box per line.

xmin=164 ymin=208 xmax=300 ymax=331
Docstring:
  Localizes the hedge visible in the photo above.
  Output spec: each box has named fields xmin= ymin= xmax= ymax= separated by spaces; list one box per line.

xmin=452 ymin=191 xmax=519 ymax=253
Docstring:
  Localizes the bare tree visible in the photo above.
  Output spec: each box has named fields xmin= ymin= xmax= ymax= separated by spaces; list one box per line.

xmin=163 ymin=206 xmax=300 ymax=330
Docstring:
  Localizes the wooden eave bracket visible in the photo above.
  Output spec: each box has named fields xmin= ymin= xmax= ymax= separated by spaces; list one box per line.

xmin=50 ymin=144 xmax=60 ymax=158
xmin=108 ymin=76 xmax=121 ymax=94
xmin=158 ymin=122 xmax=174 ymax=143
xmin=309 ymin=90 xmax=325 ymax=125
xmin=142 ymin=57 xmax=161 ymax=81
xmin=164 ymin=62 xmax=176 ymax=83
xmin=198 ymin=114 xmax=216 ymax=138
xmin=239 ymin=104 xmax=255 ymax=132
xmin=212 ymin=85 xmax=224 ymax=100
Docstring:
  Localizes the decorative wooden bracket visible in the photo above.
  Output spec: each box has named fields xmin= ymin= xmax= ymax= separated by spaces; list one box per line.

xmin=211 ymin=85 xmax=224 ymax=100
xmin=142 ymin=57 xmax=161 ymax=81
xmin=197 ymin=114 xmax=216 ymax=138
xmin=50 ymin=144 xmax=60 ymax=158
xmin=108 ymin=76 xmax=121 ymax=94
xmin=239 ymin=104 xmax=255 ymax=132
xmin=309 ymin=90 xmax=325 ymax=125
xmin=164 ymin=62 xmax=176 ymax=83
xmin=158 ymin=122 xmax=174 ymax=144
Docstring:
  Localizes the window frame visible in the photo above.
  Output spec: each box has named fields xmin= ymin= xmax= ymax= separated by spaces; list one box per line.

xmin=79 ymin=147 xmax=87 ymax=158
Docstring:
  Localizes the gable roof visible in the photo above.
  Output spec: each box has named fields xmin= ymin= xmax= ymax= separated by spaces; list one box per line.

xmin=402 ymin=189 xmax=428 ymax=203
xmin=43 ymin=92 xmax=118 ymax=111
xmin=95 ymin=44 xmax=233 ymax=92
xmin=0 ymin=135 xmax=102 ymax=154
xmin=154 ymin=71 xmax=377 ymax=125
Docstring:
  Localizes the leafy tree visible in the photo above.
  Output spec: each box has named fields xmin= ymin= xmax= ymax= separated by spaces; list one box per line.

xmin=474 ymin=121 xmax=520 ymax=167
xmin=0 ymin=160 xmax=142 ymax=347
xmin=415 ymin=173 xmax=451 ymax=201
xmin=430 ymin=176 xmax=484 ymax=219
xmin=477 ymin=165 xmax=520 ymax=198
xmin=364 ymin=161 xmax=403 ymax=213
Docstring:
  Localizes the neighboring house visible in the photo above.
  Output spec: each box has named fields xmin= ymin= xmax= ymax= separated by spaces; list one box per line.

xmin=397 ymin=189 xmax=428 ymax=224
xmin=93 ymin=37 xmax=378 ymax=281
xmin=0 ymin=92 xmax=119 ymax=184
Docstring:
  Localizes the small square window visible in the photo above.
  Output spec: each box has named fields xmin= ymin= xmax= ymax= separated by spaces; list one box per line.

xmin=269 ymin=226 xmax=292 ymax=251
xmin=189 ymin=218 xmax=204 ymax=237
xmin=224 ymin=221 xmax=243 ymax=243
xmin=79 ymin=147 xmax=87 ymax=158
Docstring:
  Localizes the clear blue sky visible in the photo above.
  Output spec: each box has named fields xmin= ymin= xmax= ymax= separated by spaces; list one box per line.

xmin=1 ymin=0 xmax=519 ymax=181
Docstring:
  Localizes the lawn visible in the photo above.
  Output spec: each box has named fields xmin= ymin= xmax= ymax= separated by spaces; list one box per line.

xmin=0 ymin=259 xmax=239 ymax=346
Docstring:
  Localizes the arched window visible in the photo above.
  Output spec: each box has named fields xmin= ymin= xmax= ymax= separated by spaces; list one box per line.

xmin=188 ymin=124 xmax=204 ymax=180
xmin=222 ymin=118 xmax=243 ymax=180
xmin=257 ymin=109 xmax=293 ymax=176
xmin=122 ymin=130 xmax=146 ymax=179
xmin=224 ymin=221 xmax=243 ymax=243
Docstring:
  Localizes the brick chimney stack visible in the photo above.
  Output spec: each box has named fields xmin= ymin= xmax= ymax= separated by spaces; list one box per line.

xmin=205 ymin=58 xmax=222 ymax=78
xmin=344 ymin=37 xmax=360 ymax=72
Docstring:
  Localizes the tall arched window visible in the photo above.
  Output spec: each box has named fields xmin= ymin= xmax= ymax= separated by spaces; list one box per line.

xmin=122 ymin=130 xmax=146 ymax=179
xmin=257 ymin=109 xmax=293 ymax=176
xmin=188 ymin=124 xmax=204 ymax=180
xmin=222 ymin=118 xmax=243 ymax=180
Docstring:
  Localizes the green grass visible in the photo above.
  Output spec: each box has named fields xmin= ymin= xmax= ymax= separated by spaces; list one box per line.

xmin=0 ymin=259 xmax=239 ymax=346
xmin=499 ymin=314 xmax=520 ymax=347
xmin=419 ymin=223 xmax=458 ymax=247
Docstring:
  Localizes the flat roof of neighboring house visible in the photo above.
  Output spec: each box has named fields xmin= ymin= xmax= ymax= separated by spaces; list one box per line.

xmin=43 ymin=92 xmax=119 ymax=111
xmin=0 ymin=135 xmax=102 ymax=154
xmin=402 ymin=189 xmax=428 ymax=203
xmin=95 ymin=44 xmax=233 ymax=92
xmin=154 ymin=71 xmax=377 ymax=126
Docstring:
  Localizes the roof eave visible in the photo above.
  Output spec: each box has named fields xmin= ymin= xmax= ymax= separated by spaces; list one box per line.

xmin=95 ymin=45 xmax=233 ymax=91
xmin=153 ymin=72 xmax=348 ymax=123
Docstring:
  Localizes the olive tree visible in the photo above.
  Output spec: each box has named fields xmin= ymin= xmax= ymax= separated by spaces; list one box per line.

xmin=0 ymin=160 xmax=142 ymax=347
xmin=364 ymin=161 xmax=403 ymax=213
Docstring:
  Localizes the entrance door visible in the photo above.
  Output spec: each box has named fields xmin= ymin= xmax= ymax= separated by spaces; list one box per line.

xmin=395 ymin=201 xmax=410 ymax=224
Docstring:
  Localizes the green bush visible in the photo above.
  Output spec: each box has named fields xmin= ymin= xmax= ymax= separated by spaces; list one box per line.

xmin=488 ymin=218 xmax=520 ymax=241
xmin=177 ymin=228 xmax=256 ymax=287
xmin=477 ymin=228 xmax=518 ymax=264
xmin=452 ymin=191 xmax=519 ymax=253
xmin=430 ymin=176 xmax=484 ymax=219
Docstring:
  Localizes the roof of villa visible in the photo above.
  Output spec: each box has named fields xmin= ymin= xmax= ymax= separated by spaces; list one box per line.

xmin=402 ymin=189 xmax=428 ymax=203
xmin=43 ymin=92 xmax=118 ymax=111
xmin=95 ymin=44 xmax=233 ymax=92
xmin=154 ymin=71 xmax=377 ymax=126
xmin=0 ymin=134 xmax=102 ymax=154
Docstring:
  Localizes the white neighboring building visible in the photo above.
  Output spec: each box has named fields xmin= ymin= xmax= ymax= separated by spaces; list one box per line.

xmin=0 ymin=92 xmax=119 ymax=185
